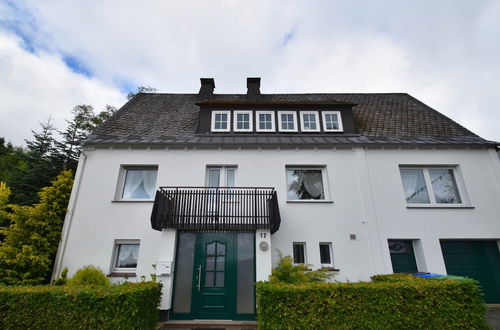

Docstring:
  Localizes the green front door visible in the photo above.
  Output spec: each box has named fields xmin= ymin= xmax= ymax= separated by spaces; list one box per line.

xmin=388 ymin=239 xmax=418 ymax=273
xmin=441 ymin=240 xmax=500 ymax=303
xmin=170 ymin=231 xmax=256 ymax=320
xmin=191 ymin=233 xmax=236 ymax=319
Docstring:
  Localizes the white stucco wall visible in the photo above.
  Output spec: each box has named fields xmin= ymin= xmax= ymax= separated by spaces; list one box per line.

xmin=53 ymin=145 xmax=500 ymax=309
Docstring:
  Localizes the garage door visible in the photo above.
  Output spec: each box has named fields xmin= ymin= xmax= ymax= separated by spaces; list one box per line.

xmin=440 ymin=240 xmax=500 ymax=303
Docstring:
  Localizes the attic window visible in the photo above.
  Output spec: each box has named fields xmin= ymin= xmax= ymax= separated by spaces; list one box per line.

xmin=211 ymin=111 xmax=231 ymax=132
xmin=234 ymin=110 xmax=253 ymax=132
xmin=322 ymin=111 xmax=343 ymax=132
xmin=256 ymin=111 xmax=275 ymax=132
xmin=278 ymin=111 xmax=298 ymax=132
xmin=300 ymin=111 xmax=320 ymax=132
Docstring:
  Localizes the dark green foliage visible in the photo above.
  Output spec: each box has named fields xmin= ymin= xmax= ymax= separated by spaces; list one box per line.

xmin=0 ymin=171 xmax=73 ymax=285
xmin=53 ymin=267 xmax=68 ymax=286
xmin=67 ymin=265 xmax=110 ymax=287
xmin=256 ymin=277 xmax=488 ymax=329
xmin=269 ymin=253 xmax=332 ymax=284
xmin=56 ymin=104 xmax=116 ymax=171
xmin=0 ymin=282 xmax=162 ymax=329
xmin=127 ymin=85 xmax=158 ymax=100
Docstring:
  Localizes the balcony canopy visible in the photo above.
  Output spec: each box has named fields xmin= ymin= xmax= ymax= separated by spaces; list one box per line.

xmin=150 ymin=187 xmax=281 ymax=234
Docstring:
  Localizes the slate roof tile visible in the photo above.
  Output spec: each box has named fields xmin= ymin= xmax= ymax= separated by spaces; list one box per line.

xmin=86 ymin=92 xmax=496 ymax=147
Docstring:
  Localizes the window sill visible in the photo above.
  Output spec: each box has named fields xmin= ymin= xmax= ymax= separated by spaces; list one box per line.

xmin=406 ymin=205 xmax=474 ymax=209
xmin=107 ymin=272 xmax=137 ymax=277
xmin=287 ymin=200 xmax=333 ymax=204
xmin=112 ymin=200 xmax=154 ymax=203
xmin=320 ymin=267 xmax=340 ymax=272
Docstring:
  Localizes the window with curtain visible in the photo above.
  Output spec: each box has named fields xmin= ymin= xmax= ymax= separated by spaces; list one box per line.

xmin=286 ymin=168 xmax=325 ymax=200
xmin=399 ymin=167 xmax=462 ymax=205
xmin=113 ymin=241 xmax=140 ymax=271
xmin=121 ymin=167 xmax=158 ymax=199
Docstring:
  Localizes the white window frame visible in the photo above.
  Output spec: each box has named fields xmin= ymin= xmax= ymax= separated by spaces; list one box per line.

xmin=300 ymin=111 xmax=320 ymax=132
xmin=285 ymin=166 xmax=330 ymax=202
xmin=278 ymin=111 xmax=298 ymax=132
xmin=211 ymin=111 xmax=231 ymax=132
xmin=233 ymin=110 xmax=253 ymax=132
xmin=322 ymin=111 xmax=343 ymax=132
xmin=115 ymin=165 xmax=158 ymax=201
xmin=111 ymin=239 xmax=140 ymax=273
xmin=256 ymin=111 xmax=275 ymax=132
xmin=399 ymin=166 xmax=467 ymax=207
xmin=206 ymin=166 xmax=237 ymax=187
xmin=319 ymin=242 xmax=334 ymax=267
xmin=293 ymin=242 xmax=307 ymax=264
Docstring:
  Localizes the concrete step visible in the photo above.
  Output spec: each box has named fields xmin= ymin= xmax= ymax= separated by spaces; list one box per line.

xmin=158 ymin=320 xmax=257 ymax=330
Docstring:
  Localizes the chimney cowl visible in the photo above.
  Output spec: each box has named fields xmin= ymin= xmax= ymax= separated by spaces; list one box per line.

xmin=246 ymin=77 xmax=261 ymax=99
xmin=199 ymin=78 xmax=215 ymax=99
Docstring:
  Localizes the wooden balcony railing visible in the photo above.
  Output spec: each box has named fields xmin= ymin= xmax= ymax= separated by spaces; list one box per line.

xmin=150 ymin=187 xmax=281 ymax=234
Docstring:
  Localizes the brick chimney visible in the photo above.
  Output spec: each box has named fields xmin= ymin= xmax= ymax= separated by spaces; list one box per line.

xmin=199 ymin=78 xmax=215 ymax=99
xmin=246 ymin=77 xmax=261 ymax=100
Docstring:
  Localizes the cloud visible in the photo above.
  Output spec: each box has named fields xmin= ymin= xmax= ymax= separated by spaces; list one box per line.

xmin=0 ymin=31 xmax=125 ymax=145
xmin=1 ymin=0 xmax=499 ymax=143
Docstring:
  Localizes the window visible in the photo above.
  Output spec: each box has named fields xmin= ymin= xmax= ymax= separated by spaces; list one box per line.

xmin=256 ymin=111 xmax=275 ymax=132
xmin=319 ymin=243 xmax=333 ymax=266
xmin=322 ymin=111 xmax=343 ymax=132
xmin=399 ymin=167 xmax=463 ymax=206
xmin=278 ymin=111 xmax=298 ymax=132
xmin=206 ymin=166 xmax=236 ymax=187
xmin=300 ymin=111 xmax=320 ymax=132
xmin=233 ymin=111 xmax=253 ymax=132
xmin=211 ymin=111 xmax=231 ymax=132
xmin=293 ymin=242 xmax=306 ymax=264
xmin=120 ymin=166 xmax=158 ymax=200
xmin=286 ymin=167 xmax=326 ymax=200
xmin=112 ymin=240 xmax=140 ymax=272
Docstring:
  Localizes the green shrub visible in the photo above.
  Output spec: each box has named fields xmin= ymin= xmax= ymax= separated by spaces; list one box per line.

xmin=371 ymin=273 xmax=421 ymax=282
xmin=67 ymin=265 xmax=110 ymax=287
xmin=257 ymin=278 xmax=488 ymax=329
xmin=0 ymin=281 xmax=162 ymax=329
xmin=53 ymin=267 xmax=68 ymax=286
xmin=269 ymin=253 xmax=332 ymax=284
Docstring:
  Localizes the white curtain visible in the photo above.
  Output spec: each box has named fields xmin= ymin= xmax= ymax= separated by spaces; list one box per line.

xmin=302 ymin=171 xmax=324 ymax=198
xmin=123 ymin=170 xmax=157 ymax=199
xmin=117 ymin=245 xmax=139 ymax=268
xmin=400 ymin=169 xmax=429 ymax=203
xmin=429 ymin=169 xmax=461 ymax=203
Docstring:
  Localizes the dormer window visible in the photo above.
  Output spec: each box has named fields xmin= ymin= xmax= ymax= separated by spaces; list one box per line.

xmin=322 ymin=111 xmax=343 ymax=132
xmin=211 ymin=111 xmax=231 ymax=132
xmin=256 ymin=111 xmax=275 ymax=132
xmin=278 ymin=111 xmax=298 ymax=132
xmin=234 ymin=110 xmax=253 ymax=132
xmin=300 ymin=111 xmax=320 ymax=132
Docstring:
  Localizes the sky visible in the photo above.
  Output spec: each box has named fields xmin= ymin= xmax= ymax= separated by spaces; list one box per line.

xmin=1 ymin=0 xmax=499 ymax=146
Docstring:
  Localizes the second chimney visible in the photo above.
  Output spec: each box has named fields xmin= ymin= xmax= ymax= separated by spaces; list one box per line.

xmin=199 ymin=78 xmax=215 ymax=99
xmin=246 ymin=77 xmax=261 ymax=100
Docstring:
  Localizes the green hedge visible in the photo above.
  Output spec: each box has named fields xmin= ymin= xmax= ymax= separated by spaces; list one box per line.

xmin=257 ymin=277 xmax=488 ymax=329
xmin=0 ymin=282 xmax=162 ymax=330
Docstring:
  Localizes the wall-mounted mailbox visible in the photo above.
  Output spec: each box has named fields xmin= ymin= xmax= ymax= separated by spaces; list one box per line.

xmin=156 ymin=261 xmax=172 ymax=276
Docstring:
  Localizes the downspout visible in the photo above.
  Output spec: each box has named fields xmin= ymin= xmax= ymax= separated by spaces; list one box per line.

xmin=51 ymin=149 xmax=88 ymax=282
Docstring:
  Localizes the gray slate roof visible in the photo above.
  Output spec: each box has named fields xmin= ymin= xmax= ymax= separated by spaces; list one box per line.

xmin=86 ymin=93 xmax=497 ymax=147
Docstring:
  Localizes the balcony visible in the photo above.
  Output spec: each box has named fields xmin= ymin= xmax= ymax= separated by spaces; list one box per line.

xmin=150 ymin=187 xmax=281 ymax=233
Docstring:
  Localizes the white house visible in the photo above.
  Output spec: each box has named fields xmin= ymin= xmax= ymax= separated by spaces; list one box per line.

xmin=53 ymin=78 xmax=500 ymax=321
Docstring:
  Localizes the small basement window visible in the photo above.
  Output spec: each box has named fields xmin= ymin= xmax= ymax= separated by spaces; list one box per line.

xmin=293 ymin=242 xmax=306 ymax=264
xmin=300 ymin=111 xmax=320 ymax=132
xmin=278 ymin=111 xmax=298 ymax=132
xmin=211 ymin=111 xmax=231 ymax=132
xmin=112 ymin=240 xmax=140 ymax=273
xmin=233 ymin=110 xmax=253 ymax=132
xmin=319 ymin=242 xmax=333 ymax=266
xmin=322 ymin=111 xmax=343 ymax=132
